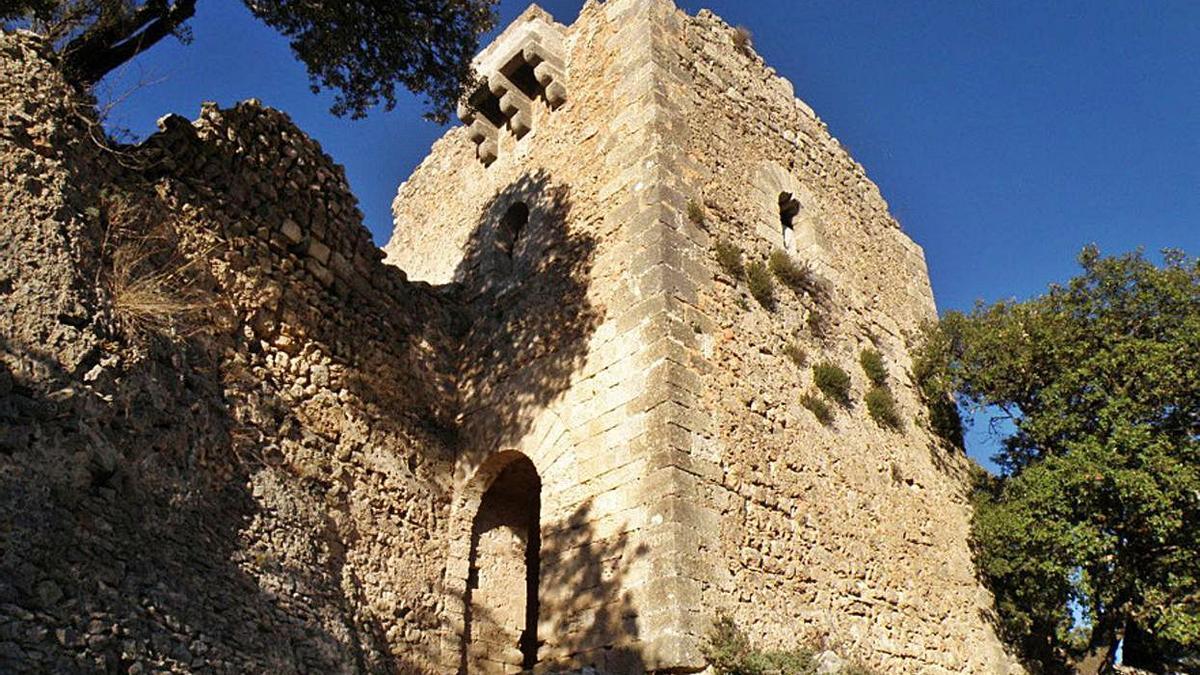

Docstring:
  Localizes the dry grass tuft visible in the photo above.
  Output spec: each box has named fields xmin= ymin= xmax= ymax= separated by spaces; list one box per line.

xmin=783 ymin=341 xmax=806 ymax=368
xmin=100 ymin=194 xmax=214 ymax=342
xmin=732 ymin=26 xmax=754 ymax=55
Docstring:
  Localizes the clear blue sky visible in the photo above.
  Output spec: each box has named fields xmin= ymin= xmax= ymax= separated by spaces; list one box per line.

xmin=99 ymin=0 xmax=1200 ymax=470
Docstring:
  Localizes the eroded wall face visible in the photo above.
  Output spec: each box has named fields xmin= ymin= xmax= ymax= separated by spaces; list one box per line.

xmin=652 ymin=8 xmax=1020 ymax=674
xmin=1 ymin=33 xmax=460 ymax=674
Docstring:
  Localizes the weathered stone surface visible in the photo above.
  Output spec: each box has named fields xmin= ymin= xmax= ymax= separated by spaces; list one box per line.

xmin=1 ymin=29 xmax=458 ymax=675
xmin=2 ymin=1 xmax=1024 ymax=673
xmin=388 ymin=1 xmax=1022 ymax=673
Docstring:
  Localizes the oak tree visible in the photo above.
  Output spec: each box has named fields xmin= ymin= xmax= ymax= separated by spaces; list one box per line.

xmin=917 ymin=247 xmax=1199 ymax=673
xmin=0 ymin=0 xmax=497 ymax=122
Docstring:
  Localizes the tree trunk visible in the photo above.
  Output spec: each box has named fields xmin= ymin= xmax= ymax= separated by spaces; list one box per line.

xmin=61 ymin=0 xmax=198 ymax=86
xmin=1121 ymin=622 xmax=1170 ymax=673
xmin=1075 ymin=617 xmax=1124 ymax=675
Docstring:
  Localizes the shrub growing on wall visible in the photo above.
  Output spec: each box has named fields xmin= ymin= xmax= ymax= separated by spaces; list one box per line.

xmin=703 ymin=613 xmax=815 ymax=675
xmin=800 ymin=392 xmax=833 ymax=425
xmin=702 ymin=613 xmax=879 ymax=675
xmin=715 ymin=239 xmax=744 ymax=280
xmin=859 ymin=348 xmax=887 ymax=387
xmin=812 ymin=361 xmax=851 ymax=405
xmin=769 ymin=249 xmax=815 ymax=294
xmin=746 ymin=261 xmax=775 ymax=309
xmin=865 ymin=386 xmax=901 ymax=430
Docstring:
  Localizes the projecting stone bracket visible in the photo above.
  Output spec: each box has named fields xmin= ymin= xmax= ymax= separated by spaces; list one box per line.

xmin=457 ymin=8 xmax=568 ymax=166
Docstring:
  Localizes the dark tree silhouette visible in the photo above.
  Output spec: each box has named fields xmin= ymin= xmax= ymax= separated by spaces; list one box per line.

xmin=0 ymin=0 xmax=497 ymax=122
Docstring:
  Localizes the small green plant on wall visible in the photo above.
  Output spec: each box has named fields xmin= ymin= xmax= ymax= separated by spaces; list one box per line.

xmin=702 ymin=612 xmax=880 ymax=675
xmin=746 ymin=261 xmax=775 ymax=309
xmin=715 ymin=239 xmax=744 ymax=279
xmin=866 ymin=385 xmax=902 ymax=430
xmin=687 ymin=199 xmax=706 ymax=225
xmin=806 ymin=308 xmax=830 ymax=340
xmin=800 ymin=392 xmax=833 ymax=425
xmin=812 ymin=361 xmax=851 ymax=405
xmin=859 ymin=348 xmax=887 ymax=387
xmin=703 ymin=612 xmax=814 ymax=675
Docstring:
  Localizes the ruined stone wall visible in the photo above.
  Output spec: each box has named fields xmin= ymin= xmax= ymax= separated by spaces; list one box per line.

xmin=659 ymin=8 xmax=1021 ymax=673
xmin=1 ymin=31 xmax=460 ymax=673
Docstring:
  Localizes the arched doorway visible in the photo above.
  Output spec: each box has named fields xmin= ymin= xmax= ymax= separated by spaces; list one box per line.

xmin=462 ymin=453 xmax=541 ymax=672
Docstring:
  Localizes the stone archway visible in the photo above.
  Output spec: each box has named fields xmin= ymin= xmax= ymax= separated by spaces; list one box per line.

xmin=458 ymin=452 xmax=542 ymax=673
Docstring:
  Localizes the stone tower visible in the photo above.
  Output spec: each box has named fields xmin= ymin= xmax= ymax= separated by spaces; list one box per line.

xmin=388 ymin=1 xmax=1018 ymax=672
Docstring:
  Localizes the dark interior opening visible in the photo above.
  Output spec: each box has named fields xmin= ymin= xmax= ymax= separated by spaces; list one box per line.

xmin=501 ymin=54 xmax=545 ymax=101
xmin=462 ymin=455 xmax=541 ymax=671
xmin=468 ymin=85 xmax=506 ymax=128
xmin=779 ymin=192 xmax=801 ymax=240
xmin=496 ymin=202 xmax=529 ymax=262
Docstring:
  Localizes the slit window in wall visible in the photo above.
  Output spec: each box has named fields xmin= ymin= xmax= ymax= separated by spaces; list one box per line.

xmin=496 ymin=202 xmax=530 ymax=266
xmin=779 ymin=192 xmax=801 ymax=252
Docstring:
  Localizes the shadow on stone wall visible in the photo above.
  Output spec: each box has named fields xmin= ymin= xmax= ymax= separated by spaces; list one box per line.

xmin=439 ymin=173 xmax=653 ymax=670
xmin=456 ymin=498 xmax=649 ymax=673
xmin=1 ymin=73 xmax=455 ymax=671
xmin=1 ymin=32 xmax=624 ymax=673
xmin=451 ymin=171 xmax=601 ymax=471
xmin=0 ymin=332 xmax=426 ymax=673
xmin=537 ymin=501 xmax=649 ymax=672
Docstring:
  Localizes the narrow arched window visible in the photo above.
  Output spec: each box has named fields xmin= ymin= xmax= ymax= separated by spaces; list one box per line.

xmin=496 ymin=202 xmax=529 ymax=262
xmin=779 ymin=192 xmax=801 ymax=251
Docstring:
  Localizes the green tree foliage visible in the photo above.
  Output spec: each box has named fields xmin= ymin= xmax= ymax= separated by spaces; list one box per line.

xmin=912 ymin=320 xmax=965 ymax=448
xmin=918 ymin=247 xmax=1200 ymax=673
xmin=1 ymin=0 xmax=497 ymax=122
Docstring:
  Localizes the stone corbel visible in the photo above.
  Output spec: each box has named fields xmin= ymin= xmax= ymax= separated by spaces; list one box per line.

xmin=458 ymin=101 xmax=501 ymax=166
xmin=458 ymin=10 xmax=569 ymax=165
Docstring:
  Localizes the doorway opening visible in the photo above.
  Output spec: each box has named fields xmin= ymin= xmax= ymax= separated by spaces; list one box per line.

xmin=463 ymin=454 xmax=541 ymax=672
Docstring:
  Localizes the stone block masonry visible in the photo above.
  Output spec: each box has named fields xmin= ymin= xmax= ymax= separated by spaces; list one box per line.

xmin=1 ymin=0 xmax=1024 ymax=673
xmin=390 ymin=0 xmax=1023 ymax=673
